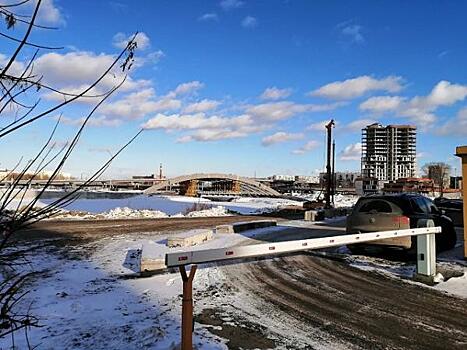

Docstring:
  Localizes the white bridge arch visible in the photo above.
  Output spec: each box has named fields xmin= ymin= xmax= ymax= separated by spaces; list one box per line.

xmin=144 ymin=173 xmax=280 ymax=197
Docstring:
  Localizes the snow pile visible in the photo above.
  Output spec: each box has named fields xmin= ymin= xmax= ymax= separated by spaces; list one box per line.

xmin=185 ymin=205 xmax=230 ymax=217
xmin=48 ymin=206 xmax=231 ymax=220
xmin=333 ymin=194 xmax=359 ymax=208
xmin=433 ymin=270 xmax=467 ymax=298
xmin=103 ymin=207 xmax=169 ymax=219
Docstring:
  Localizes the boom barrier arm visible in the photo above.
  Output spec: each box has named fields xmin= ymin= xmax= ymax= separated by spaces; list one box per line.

xmin=166 ymin=226 xmax=441 ymax=268
xmin=170 ymin=223 xmax=440 ymax=350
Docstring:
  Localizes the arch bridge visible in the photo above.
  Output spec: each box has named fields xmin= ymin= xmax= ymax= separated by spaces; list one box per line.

xmin=144 ymin=173 xmax=280 ymax=197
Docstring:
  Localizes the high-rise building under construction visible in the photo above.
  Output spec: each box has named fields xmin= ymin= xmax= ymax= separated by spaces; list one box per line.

xmin=361 ymin=123 xmax=416 ymax=182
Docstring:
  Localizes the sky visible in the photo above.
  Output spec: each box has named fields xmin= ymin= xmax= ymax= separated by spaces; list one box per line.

xmin=1 ymin=0 xmax=467 ymax=179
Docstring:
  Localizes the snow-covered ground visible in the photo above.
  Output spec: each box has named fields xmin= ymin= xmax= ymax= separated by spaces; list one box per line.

xmin=0 ymin=225 xmax=287 ymax=349
xmin=49 ymin=205 xmax=232 ymax=220
xmin=36 ymin=194 xmax=306 ymax=218
xmin=1 ymin=220 xmax=465 ymax=349
xmin=4 ymin=189 xmax=360 ymax=221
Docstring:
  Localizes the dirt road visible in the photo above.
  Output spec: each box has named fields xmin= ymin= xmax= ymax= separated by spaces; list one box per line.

xmin=16 ymin=217 xmax=467 ymax=349
xmin=16 ymin=215 xmax=278 ymax=241
xmin=219 ymin=254 xmax=467 ymax=349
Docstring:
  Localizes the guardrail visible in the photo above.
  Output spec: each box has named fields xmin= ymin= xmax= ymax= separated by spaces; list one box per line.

xmin=168 ymin=220 xmax=440 ymax=350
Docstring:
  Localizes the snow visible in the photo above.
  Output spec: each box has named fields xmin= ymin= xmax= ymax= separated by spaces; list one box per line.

xmin=345 ymin=252 xmax=467 ymax=299
xmin=1 ymin=215 xmax=465 ymax=349
xmin=332 ymin=194 xmax=359 ymax=208
xmin=49 ymin=205 xmax=231 ymax=220
xmin=433 ymin=271 xmax=467 ymax=298
xmin=0 ymin=224 xmax=288 ymax=349
xmin=37 ymin=193 xmax=306 ymax=218
xmin=4 ymin=189 xmax=360 ymax=221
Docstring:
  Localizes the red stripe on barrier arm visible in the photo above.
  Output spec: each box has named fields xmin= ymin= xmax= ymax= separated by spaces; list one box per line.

xmin=178 ymin=256 xmax=188 ymax=261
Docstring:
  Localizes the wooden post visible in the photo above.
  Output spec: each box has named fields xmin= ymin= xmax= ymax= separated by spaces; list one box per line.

xmin=180 ymin=265 xmax=197 ymax=350
xmin=455 ymin=145 xmax=467 ymax=259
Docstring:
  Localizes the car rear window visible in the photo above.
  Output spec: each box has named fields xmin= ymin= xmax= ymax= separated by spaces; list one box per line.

xmin=358 ymin=200 xmax=393 ymax=213
xmin=411 ymin=198 xmax=428 ymax=213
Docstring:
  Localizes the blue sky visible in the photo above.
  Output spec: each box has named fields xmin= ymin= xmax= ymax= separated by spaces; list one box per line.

xmin=1 ymin=0 xmax=466 ymax=178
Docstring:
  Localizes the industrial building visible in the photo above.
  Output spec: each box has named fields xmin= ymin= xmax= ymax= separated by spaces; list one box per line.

xmin=361 ymin=123 xmax=417 ymax=182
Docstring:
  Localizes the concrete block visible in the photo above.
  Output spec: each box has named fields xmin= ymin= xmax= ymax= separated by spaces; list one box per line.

xmin=216 ymin=224 xmax=235 ymax=234
xmin=167 ymin=229 xmax=213 ymax=248
xmin=140 ymin=241 xmax=166 ymax=274
xmin=304 ymin=210 xmax=323 ymax=221
xmin=216 ymin=220 xmax=277 ymax=234
xmin=233 ymin=220 xmax=277 ymax=232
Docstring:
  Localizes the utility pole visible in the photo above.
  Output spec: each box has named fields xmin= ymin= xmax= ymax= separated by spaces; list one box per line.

xmin=325 ymin=119 xmax=335 ymax=209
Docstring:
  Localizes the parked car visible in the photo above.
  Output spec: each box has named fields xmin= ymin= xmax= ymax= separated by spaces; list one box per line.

xmin=346 ymin=193 xmax=457 ymax=252
xmin=433 ymin=197 xmax=464 ymax=227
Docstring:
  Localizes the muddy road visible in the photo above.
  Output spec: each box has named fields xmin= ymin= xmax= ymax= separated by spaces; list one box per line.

xmin=16 ymin=215 xmax=280 ymax=241
xmin=220 ymin=254 xmax=467 ymax=349
xmin=16 ymin=217 xmax=467 ymax=349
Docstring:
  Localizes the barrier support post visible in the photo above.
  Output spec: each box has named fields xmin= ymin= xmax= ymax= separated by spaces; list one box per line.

xmin=180 ymin=264 xmax=197 ymax=350
xmin=415 ymin=219 xmax=436 ymax=282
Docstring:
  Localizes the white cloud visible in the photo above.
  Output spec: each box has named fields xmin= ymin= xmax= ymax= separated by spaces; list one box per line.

xmin=261 ymin=132 xmax=304 ymax=146
xmin=412 ymin=80 xmax=467 ymax=108
xmin=172 ymin=81 xmax=204 ymax=96
xmin=437 ymin=107 xmax=467 ymax=136
xmin=113 ymin=32 xmax=151 ymax=50
xmin=33 ymin=51 xmax=143 ymax=92
xmin=310 ymin=75 xmax=404 ymax=100
xmin=0 ymin=53 xmax=26 ymax=77
xmin=341 ymin=24 xmax=364 ymax=44
xmin=220 ymin=0 xmax=243 ymax=11
xmin=198 ymin=13 xmax=219 ymax=21
xmin=177 ymin=129 xmax=247 ymax=142
xmin=292 ymin=140 xmax=320 ymax=155
xmin=59 ymin=115 xmax=123 ymax=128
xmin=142 ymin=111 xmax=270 ymax=142
xmin=345 ymin=118 xmax=377 ymax=131
xmin=183 ymin=99 xmax=221 ymax=113
xmin=29 ymin=0 xmax=65 ymax=25
xmin=143 ymin=50 xmax=165 ymax=65
xmin=360 ymin=81 xmax=467 ymax=126
xmin=246 ymin=101 xmax=343 ymax=121
xmin=359 ymin=96 xmax=405 ymax=112
xmin=340 ymin=143 xmax=362 ymax=161
xmin=142 ymin=113 xmax=251 ymax=131
xmin=100 ymin=88 xmax=181 ymax=119
xmin=241 ymin=16 xmax=257 ymax=29
xmin=260 ymin=87 xmax=292 ymax=100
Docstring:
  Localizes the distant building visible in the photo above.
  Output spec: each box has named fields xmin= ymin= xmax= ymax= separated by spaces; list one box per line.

xmin=382 ymin=177 xmax=434 ymax=194
xmin=361 ymin=123 xmax=416 ymax=182
xmin=319 ymin=171 xmax=360 ymax=188
xmin=270 ymin=174 xmax=295 ymax=182
xmin=450 ymin=176 xmax=462 ymax=189
xmin=294 ymin=175 xmax=319 ymax=183
xmin=354 ymin=177 xmax=384 ymax=195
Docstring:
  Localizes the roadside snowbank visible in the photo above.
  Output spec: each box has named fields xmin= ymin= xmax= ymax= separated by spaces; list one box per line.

xmin=49 ymin=205 xmax=231 ymax=220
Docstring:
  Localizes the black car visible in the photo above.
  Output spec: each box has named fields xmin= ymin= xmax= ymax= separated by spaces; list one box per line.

xmin=346 ymin=193 xmax=457 ymax=252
